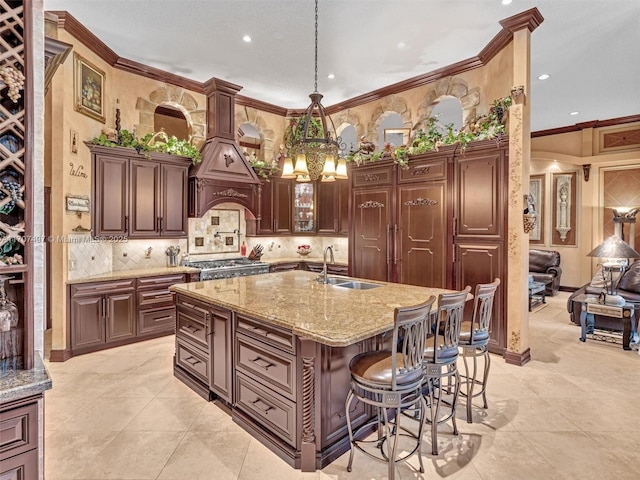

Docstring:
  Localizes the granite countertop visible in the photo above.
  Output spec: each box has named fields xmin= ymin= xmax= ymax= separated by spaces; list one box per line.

xmin=66 ymin=266 xmax=201 ymax=285
xmin=0 ymin=354 xmax=52 ymax=403
xmin=260 ymin=256 xmax=348 ymax=266
xmin=171 ymin=271 xmax=461 ymax=347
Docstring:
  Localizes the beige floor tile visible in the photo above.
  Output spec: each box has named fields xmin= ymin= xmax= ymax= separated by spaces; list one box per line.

xmin=45 ymin=429 xmax=119 ymax=480
xmin=131 ymin=355 xmax=175 ymax=375
xmin=524 ymin=431 xmax=639 ymax=479
xmin=101 ymin=372 xmax=173 ymax=398
xmin=124 ymin=395 xmax=205 ymax=431
xmin=62 ymin=396 xmax=152 ymax=431
xmin=44 ymin=372 xmax=124 ymax=398
xmin=189 ymin=401 xmax=244 ymax=433
xmin=76 ymin=430 xmax=186 ymax=479
xmin=154 ymin=375 xmax=205 ymax=399
xmin=588 ymin=431 xmax=640 ymax=476
xmin=238 ymin=439 xmax=320 ymax=480
xmin=158 ymin=431 xmax=251 ymax=480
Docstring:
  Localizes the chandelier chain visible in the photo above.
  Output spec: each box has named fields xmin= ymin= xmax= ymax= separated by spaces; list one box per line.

xmin=314 ymin=0 xmax=318 ymax=93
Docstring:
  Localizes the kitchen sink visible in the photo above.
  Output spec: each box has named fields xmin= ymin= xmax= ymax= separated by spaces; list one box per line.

xmin=333 ymin=280 xmax=382 ymax=290
xmin=324 ymin=276 xmax=350 ymax=285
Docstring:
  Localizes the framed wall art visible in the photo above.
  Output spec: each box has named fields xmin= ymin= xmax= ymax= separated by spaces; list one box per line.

xmin=74 ymin=52 xmax=106 ymax=123
xmin=551 ymin=171 xmax=577 ymax=246
xmin=529 ymin=174 xmax=545 ymax=244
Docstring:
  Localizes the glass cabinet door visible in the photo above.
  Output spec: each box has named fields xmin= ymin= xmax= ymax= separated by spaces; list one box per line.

xmin=293 ymin=183 xmax=314 ymax=233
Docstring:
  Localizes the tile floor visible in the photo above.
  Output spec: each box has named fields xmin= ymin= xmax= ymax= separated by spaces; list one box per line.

xmin=43 ymin=292 xmax=640 ymax=479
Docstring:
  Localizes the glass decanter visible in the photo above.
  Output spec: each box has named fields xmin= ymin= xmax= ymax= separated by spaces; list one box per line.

xmin=0 ymin=275 xmax=18 ymax=332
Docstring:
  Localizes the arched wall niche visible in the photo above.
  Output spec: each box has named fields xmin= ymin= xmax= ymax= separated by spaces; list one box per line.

xmin=367 ymin=95 xmax=412 ymax=148
xmin=135 ymin=84 xmax=206 ymax=148
xmin=336 ymin=123 xmax=358 ymax=155
xmin=235 ymin=106 xmax=276 ymax=164
xmin=154 ymin=104 xmax=190 ymax=141
xmin=415 ymin=76 xmax=480 ymax=132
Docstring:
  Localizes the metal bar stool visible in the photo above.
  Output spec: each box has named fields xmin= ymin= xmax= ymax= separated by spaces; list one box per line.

xmin=345 ymin=297 xmax=435 ymax=480
xmin=460 ymin=278 xmax=500 ymax=423
xmin=422 ymin=286 xmax=471 ymax=456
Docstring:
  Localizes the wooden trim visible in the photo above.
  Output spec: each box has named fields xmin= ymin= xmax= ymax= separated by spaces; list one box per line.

xmin=155 ymin=105 xmax=187 ymax=120
xmin=24 ymin=0 xmax=34 ymax=370
xmin=114 ymin=57 xmax=203 ymax=92
xmin=504 ymin=348 xmax=531 ymax=366
xmin=532 ymin=114 xmax=640 ymax=138
xmin=49 ymin=349 xmax=72 ymax=362
xmin=498 ymin=7 xmax=545 ymax=33
xmin=236 ymin=95 xmax=288 ymax=116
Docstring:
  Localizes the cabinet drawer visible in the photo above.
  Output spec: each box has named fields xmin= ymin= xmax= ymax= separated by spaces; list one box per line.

xmin=0 ymin=446 xmax=38 ymax=479
xmin=398 ymin=158 xmax=447 ymax=183
xmin=175 ymin=295 xmax=210 ymax=322
xmin=236 ymin=314 xmax=296 ymax=355
xmin=176 ymin=309 xmax=208 ymax=350
xmin=71 ymin=279 xmax=135 ymax=296
xmin=352 ymin=165 xmax=393 ymax=187
xmin=139 ymin=307 xmax=175 ymax=336
xmin=175 ymin=338 xmax=209 ymax=384
xmin=235 ymin=372 xmax=297 ymax=447
xmin=0 ymin=401 xmax=37 ymax=460
xmin=236 ymin=334 xmax=296 ymax=401
xmin=137 ymin=274 xmax=185 ymax=289
xmin=269 ymin=262 xmax=300 ymax=272
xmin=138 ymin=289 xmax=174 ymax=309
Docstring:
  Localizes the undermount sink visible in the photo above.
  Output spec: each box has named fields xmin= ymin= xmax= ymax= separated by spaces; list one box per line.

xmin=321 ymin=276 xmax=382 ymax=290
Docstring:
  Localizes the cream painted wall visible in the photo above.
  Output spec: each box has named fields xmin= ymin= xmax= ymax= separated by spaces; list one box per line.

xmin=531 ymin=122 xmax=640 ymax=289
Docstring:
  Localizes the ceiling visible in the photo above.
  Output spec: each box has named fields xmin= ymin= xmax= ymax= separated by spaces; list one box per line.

xmin=43 ymin=0 xmax=640 ymax=132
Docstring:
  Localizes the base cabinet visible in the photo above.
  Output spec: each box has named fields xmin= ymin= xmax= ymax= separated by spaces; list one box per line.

xmin=0 ymin=395 xmax=43 ymax=480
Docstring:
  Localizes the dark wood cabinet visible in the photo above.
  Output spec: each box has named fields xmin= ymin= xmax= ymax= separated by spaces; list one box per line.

xmin=93 ymin=154 xmax=129 ymax=237
xmin=210 ymin=305 xmax=232 ymax=403
xmin=68 ymin=274 xmax=188 ymax=357
xmin=257 ymin=179 xmax=293 ymax=234
xmin=316 ymin=180 xmax=349 ymax=235
xmin=90 ymin=144 xmax=190 ymax=239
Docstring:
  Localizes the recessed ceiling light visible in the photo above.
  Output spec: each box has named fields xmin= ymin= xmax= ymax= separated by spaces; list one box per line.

xmin=501 ymin=0 xmax=513 ymax=5
xmin=397 ymin=41 xmax=406 ymax=49
xmin=537 ymin=74 xmax=550 ymax=80
xmin=569 ymin=111 xmax=580 ymax=116
xmin=327 ymin=73 xmax=335 ymax=79
xmin=242 ymin=35 xmax=252 ymax=43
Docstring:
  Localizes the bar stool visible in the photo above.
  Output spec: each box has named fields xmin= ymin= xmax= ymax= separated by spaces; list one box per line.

xmin=422 ymin=286 xmax=471 ymax=456
xmin=345 ymin=297 xmax=435 ymax=480
xmin=459 ymin=278 xmax=500 ymax=423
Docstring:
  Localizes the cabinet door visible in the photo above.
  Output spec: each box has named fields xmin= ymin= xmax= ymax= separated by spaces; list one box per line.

xmin=161 ymin=163 xmax=189 ymax=237
xmin=455 ymin=242 xmax=505 ymax=352
xmin=396 ymin=181 xmax=447 ymax=287
xmin=316 ymin=181 xmax=338 ymax=234
xmin=273 ymin=180 xmax=293 ymax=234
xmin=351 ymin=187 xmax=393 ymax=282
xmin=70 ymin=294 xmax=104 ymax=351
xmin=129 ymin=159 xmax=160 ymax=238
xmin=257 ymin=181 xmax=274 ymax=234
xmin=210 ymin=306 xmax=232 ymax=403
xmin=105 ymin=291 xmax=136 ymax=343
xmin=93 ymin=154 xmax=128 ymax=237
xmin=455 ymin=153 xmax=504 ymax=239
xmin=338 ymin=180 xmax=349 ymax=236
xmin=293 ymin=183 xmax=314 ymax=233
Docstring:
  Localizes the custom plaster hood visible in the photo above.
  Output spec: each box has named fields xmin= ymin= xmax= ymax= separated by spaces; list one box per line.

xmin=189 ymin=77 xmax=260 ymax=218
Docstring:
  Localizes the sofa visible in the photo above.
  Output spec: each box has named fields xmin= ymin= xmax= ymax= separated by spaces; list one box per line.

xmin=529 ymin=249 xmax=562 ymax=296
xmin=568 ymin=260 xmax=640 ymax=331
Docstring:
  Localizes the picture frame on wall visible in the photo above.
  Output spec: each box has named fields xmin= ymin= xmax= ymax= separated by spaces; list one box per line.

xmin=73 ymin=52 xmax=106 ymax=123
xmin=551 ymin=171 xmax=577 ymax=247
xmin=529 ymin=174 xmax=545 ymax=244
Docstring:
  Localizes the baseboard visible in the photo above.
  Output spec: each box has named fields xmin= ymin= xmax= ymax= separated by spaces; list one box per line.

xmin=49 ymin=349 xmax=72 ymax=362
xmin=504 ymin=348 xmax=531 ymax=366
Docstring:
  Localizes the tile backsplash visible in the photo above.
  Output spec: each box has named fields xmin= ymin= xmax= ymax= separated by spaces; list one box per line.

xmin=67 ymin=234 xmax=113 ymax=280
xmin=112 ymin=239 xmax=188 ymax=270
xmin=247 ymin=236 xmax=348 ymax=261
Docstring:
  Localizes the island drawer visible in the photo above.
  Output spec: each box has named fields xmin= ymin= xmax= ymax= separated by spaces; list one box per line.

xmin=235 ymin=372 xmax=297 ymax=447
xmin=177 ymin=308 xmax=208 ymax=350
xmin=176 ymin=295 xmax=210 ymax=322
xmin=236 ymin=314 xmax=296 ymax=355
xmin=0 ymin=399 xmax=38 ymax=460
xmin=175 ymin=338 xmax=209 ymax=384
xmin=235 ymin=333 xmax=297 ymax=401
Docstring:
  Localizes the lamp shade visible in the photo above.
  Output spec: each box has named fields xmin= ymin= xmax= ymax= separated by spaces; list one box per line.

xmin=281 ymin=157 xmax=296 ymax=178
xmin=321 ymin=154 xmax=336 ymax=176
xmin=586 ymin=235 xmax=640 ymax=259
xmin=335 ymin=158 xmax=348 ymax=179
xmin=293 ymin=154 xmax=309 ymax=176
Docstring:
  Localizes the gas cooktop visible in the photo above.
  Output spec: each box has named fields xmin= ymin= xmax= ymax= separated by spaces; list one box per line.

xmin=182 ymin=257 xmax=269 ymax=280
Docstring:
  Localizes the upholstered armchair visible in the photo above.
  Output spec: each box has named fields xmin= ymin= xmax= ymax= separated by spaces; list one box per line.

xmin=529 ymin=249 xmax=562 ymax=296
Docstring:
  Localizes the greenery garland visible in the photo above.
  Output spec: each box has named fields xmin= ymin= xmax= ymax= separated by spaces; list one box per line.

xmin=90 ymin=130 xmax=202 ymax=163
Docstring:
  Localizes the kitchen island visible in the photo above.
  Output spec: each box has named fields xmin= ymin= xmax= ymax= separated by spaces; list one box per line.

xmin=170 ymin=271 xmax=456 ymax=471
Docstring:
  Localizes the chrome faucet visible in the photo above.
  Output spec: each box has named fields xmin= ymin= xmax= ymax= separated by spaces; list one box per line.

xmin=318 ymin=246 xmax=335 ymax=284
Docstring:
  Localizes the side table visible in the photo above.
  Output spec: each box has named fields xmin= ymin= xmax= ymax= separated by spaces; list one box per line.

xmin=528 ymin=281 xmax=547 ymax=311
xmin=573 ymin=294 xmax=637 ymax=350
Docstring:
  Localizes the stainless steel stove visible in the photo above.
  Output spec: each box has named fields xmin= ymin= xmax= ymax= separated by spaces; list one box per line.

xmin=182 ymin=257 xmax=269 ymax=280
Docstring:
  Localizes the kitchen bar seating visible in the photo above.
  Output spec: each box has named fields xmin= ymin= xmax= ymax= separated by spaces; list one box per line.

xmin=345 ymin=297 xmax=436 ymax=480
xmin=459 ymin=279 xmax=500 ymax=423
xmin=423 ymin=286 xmax=471 ymax=455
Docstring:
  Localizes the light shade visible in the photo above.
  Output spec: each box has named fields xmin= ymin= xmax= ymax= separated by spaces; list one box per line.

xmin=587 ymin=236 xmax=640 ymax=259
xmin=292 ymin=154 xmax=309 ymax=176
xmin=335 ymin=158 xmax=348 ymax=179
xmin=321 ymin=175 xmax=335 ymax=182
xmin=321 ymin=154 xmax=336 ymax=176
xmin=296 ymin=174 xmax=311 ymax=183
xmin=281 ymin=157 xmax=296 ymax=178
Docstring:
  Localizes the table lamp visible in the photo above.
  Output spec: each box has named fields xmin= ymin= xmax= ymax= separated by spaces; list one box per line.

xmin=587 ymin=235 xmax=640 ymax=305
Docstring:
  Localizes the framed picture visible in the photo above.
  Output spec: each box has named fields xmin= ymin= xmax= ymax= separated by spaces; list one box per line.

xmin=529 ymin=174 xmax=545 ymax=244
xmin=383 ymin=128 xmax=410 ymax=147
xmin=65 ymin=195 xmax=90 ymax=213
xmin=74 ymin=52 xmax=106 ymax=123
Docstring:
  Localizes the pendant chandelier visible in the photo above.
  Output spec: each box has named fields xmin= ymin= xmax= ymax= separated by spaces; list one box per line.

xmin=281 ymin=0 xmax=348 ymax=182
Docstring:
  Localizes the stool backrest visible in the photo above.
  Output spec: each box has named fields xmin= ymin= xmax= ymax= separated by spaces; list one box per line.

xmin=392 ymin=296 xmax=436 ymax=389
xmin=469 ymin=278 xmax=500 ymax=343
xmin=432 ymin=286 xmax=471 ymax=362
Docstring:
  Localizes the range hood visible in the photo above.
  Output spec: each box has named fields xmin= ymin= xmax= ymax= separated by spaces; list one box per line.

xmin=189 ymin=77 xmax=261 ymax=217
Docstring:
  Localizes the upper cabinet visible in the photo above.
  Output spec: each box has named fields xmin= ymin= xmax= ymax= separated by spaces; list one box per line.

xmin=90 ymin=144 xmax=190 ymax=239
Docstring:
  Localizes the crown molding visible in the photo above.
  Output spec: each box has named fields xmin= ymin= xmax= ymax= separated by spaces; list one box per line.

xmin=499 ymin=7 xmax=545 ymax=33
xmin=532 ymin=114 xmax=640 ymax=138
